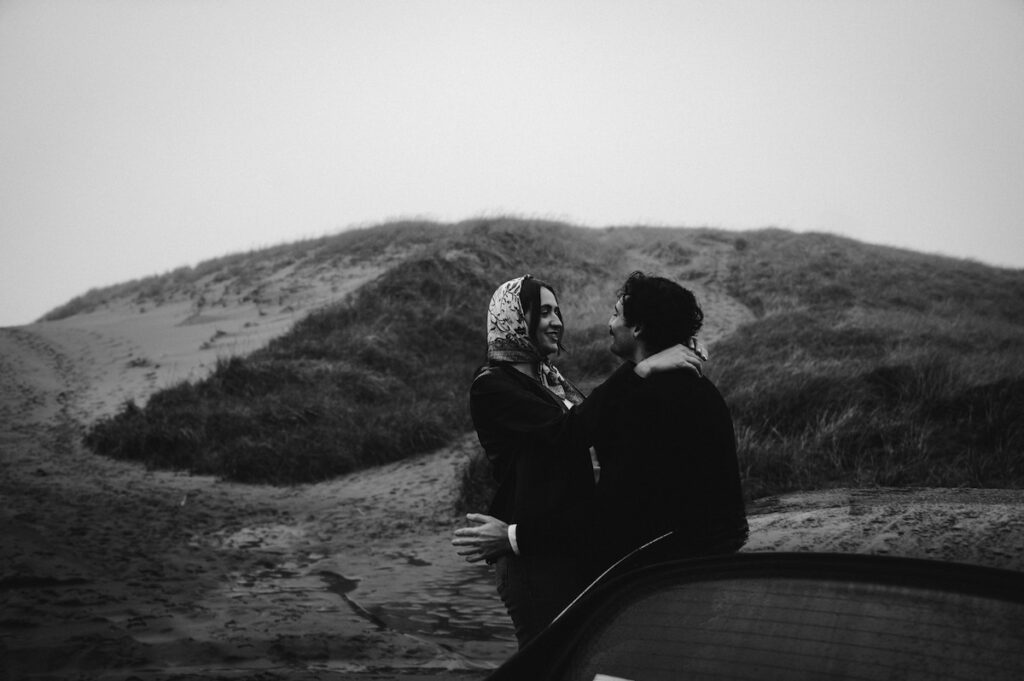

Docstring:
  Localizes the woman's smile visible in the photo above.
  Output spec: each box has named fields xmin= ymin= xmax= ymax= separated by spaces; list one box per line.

xmin=533 ymin=287 xmax=563 ymax=357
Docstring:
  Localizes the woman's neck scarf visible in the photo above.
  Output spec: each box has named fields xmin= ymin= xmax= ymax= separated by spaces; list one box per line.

xmin=486 ymin=276 xmax=584 ymax=406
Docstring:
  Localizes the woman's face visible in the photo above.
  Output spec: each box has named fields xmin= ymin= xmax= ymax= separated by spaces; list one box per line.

xmin=532 ymin=286 xmax=563 ymax=357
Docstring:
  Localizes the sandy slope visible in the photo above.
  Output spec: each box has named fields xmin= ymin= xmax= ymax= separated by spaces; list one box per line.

xmin=1 ymin=310 xmax=513 ymax=679
xmin=5 ymin=252 xmax=1022 ymax=680
xmin=0 ymin=246 xmax=758 ymax=681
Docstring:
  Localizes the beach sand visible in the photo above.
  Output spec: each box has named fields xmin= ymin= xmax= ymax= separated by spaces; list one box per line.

xmin=0 ymin=245 xmax=757 ymax=680
xmin=7 ymin=254 xmax=1020 ymax=680
xmin=0 ymin=290 xmax=515 ymax=680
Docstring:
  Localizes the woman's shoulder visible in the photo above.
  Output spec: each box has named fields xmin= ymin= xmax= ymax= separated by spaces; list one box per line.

xmin=471 ymin=363 xmax=519 ymax=391
xmin=471 ymin=363 xmax=547 ymax=400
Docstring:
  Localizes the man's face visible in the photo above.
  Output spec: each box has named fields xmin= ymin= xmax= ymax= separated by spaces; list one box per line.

xmin=608 ymin=297 xmax=637 ymax=359
xmin=532 ymin=286 xmax=563 ymax=357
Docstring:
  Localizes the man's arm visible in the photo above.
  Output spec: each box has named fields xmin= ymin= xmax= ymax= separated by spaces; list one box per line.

xmin=510 ymin=362 xmax=647 ymax=556
xmin=471 ymin=343 xmax=703 ymax=457
xmin=454 ymin=350 xmax=706 ymax=563
xmin=513 ymin=371 xmax=713 ymax=568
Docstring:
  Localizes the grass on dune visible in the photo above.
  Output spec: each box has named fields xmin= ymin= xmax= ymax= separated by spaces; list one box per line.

xmin=79 ymin=219 xmax=1024 ymax=506
xmin=458 ymin=224 xmax=1024 ymax=509
xmin=39 ymin=220 xmax=453 ymax=321
xmin=82 ymin=219 xmax=620 ymax=484
xmin=701 ymin=230 xmax=1024 ymax=498
xmin=709 ymin=310 xmax=1024 ymax=499
xmin=84 ymin=253 xmax=489 ymax=483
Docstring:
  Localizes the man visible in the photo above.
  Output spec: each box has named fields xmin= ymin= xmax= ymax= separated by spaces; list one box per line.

xmin=454 ymin=271 xmax=747 ymax=581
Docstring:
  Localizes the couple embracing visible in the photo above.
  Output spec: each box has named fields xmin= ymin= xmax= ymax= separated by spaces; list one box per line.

xmin=452 ymin=271 xmax=748 ymax=648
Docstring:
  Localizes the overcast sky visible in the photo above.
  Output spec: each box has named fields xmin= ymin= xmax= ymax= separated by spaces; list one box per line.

xmin=2 ymin=0 xmax=1022 ymax=327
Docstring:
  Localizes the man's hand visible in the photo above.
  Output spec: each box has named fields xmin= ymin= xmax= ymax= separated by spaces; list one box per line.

xmin=634 ymin=340 xmax=707 ymax=378
xmin=452 ymin=513 xmax=512 ymax=563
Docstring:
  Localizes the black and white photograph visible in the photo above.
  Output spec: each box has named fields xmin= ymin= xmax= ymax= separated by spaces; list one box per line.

xmin=2 ymin=2 xmax=1023 ymax=679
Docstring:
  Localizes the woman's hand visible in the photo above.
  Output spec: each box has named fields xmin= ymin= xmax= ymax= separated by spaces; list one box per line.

xmin=452 ymin=513 xmax=512 ymax=563
xmin=634 ymin=339 xmax=707 ymax=378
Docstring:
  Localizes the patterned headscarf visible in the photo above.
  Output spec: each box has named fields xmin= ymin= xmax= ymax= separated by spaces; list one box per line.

xmin=486 ymin=275 xmax=584 ymax=406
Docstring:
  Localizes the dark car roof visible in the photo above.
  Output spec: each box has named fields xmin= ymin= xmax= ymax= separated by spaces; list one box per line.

xmin=485 ymin=488 xmax=1024 ymax=681
xmin=489 ymin=552 xmax=1024 ymax=681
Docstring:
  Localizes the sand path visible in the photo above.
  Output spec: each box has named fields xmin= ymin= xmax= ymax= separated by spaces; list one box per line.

xmin=0 ymin=323 xmax=513 ymax=680
xmin=6 ymin=254 xmax=1022 ymax=680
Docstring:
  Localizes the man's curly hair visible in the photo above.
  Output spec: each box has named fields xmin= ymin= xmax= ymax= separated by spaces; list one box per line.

xmin=618 ymin=271 xmax=703 ymax=353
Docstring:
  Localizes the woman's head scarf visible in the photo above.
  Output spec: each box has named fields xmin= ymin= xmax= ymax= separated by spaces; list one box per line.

xmin=486 ymin=275 xmax=583 ymax=405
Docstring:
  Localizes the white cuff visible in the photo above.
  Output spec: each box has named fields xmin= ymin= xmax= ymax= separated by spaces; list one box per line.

xmin=508 ymin=523 xmax=521 ymax=555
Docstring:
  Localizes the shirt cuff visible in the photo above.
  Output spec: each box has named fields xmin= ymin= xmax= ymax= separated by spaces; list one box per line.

xmin=508 ymin=523 xmax=521 ymax=555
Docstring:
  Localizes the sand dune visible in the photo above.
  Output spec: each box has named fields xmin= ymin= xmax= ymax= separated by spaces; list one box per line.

xmin=1 ymin=302 xmax=514 ymax=679
xmin=4 ymin=248 xmax=1023 ymax=680
xmin=0 ymin=240 xmax=758 ymax=680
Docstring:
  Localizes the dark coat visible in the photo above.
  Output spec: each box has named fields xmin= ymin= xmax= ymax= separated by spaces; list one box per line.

xmin=517 ymin=362 xmax=748 ymax=572
xmin=469 ymin=364 xmax=595 ymax=528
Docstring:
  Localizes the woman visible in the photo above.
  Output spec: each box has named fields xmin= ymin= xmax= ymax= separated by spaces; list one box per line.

xmin=466 ymin=275 xmax=591 ymax=647
xmin=460 ymin=274 xmax=701 ymax=647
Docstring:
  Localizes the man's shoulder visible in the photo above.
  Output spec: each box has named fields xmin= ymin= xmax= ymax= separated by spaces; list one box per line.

xmin=640 ymin=370 xmax=724 ymax=403
xmin=642 ymin=367 xmax=705 ymax=388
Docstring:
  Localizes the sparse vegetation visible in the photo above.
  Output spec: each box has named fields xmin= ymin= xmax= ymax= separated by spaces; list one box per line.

xmin=709 ymin=315 xmax=1024 ymax=498
xmin=75 ymin=219 xmax=1024 ymax=506
xmin=706 ymin=230 xmax=1024 ymax=498
xmin=37 ymin=224 xmax=447 ymax=322
xmin=82 ymin=219 xmax=620 ymax=483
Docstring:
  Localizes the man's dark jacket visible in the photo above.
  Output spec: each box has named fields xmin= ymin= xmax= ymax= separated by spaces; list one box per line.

xmin=516 ymin=362 xmax=748 ymax=572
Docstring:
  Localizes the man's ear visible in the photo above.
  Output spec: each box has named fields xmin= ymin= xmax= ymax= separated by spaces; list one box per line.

xmin=631 ymin=323 xmax=643 ymax=340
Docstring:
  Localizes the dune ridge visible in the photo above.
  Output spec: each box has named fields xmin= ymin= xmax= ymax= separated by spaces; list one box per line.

xmin=4 ymin=219 xmax=1024 ymax=679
